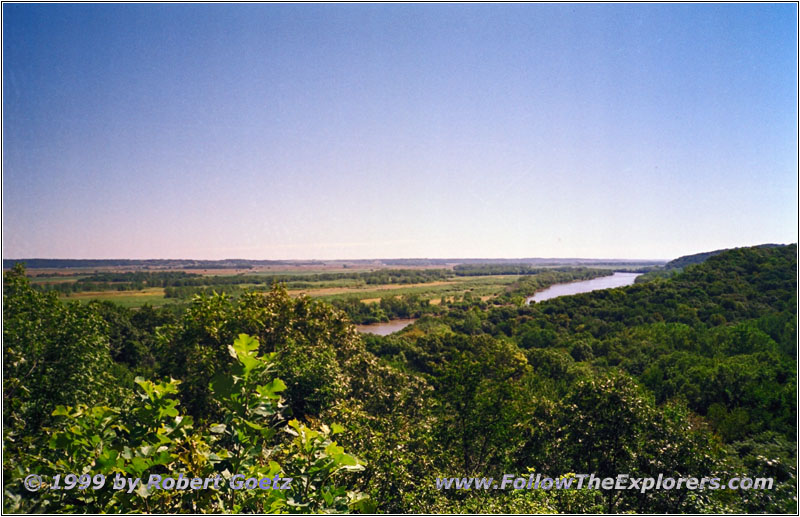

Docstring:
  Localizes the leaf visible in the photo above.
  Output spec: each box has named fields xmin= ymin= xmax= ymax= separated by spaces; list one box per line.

xmin=233 ymin=333 xmax=260 ymax=356
xmin=349 ymin=494 xmax=377 ymax=513
xmin=239 ymin=355 xmax=261 ymax=376
xmin=135 ymin=482 xmax=151 ymax=499
xmin=334 ymin=453 xmax=359 ymax=467
xmin=150 ymin=450 xmax=173 ymax=466
xmin=130 ymin=456 xmax=150 ymax=474
xmin=243 ymin=419 xmax=264 ymax=431
xmin=209 ymin=424 xmax=227 ymax=434
xmin=286 ymin=419 xmax=302 ymax=435
xmin=325 ymin=443 xmax=344 ymax=457
xmin=52 ymin=406 xmax=72 ymax=417
xmin=264 ymin=378 xmax=287 ymax=398
xmin=96 ymin=449 xmax=119 ymax=471
xmin=134 ymin=377 xmax=156 ymax=401
xmin=157 ymin=399 xmax=179 ymax=419
xmin=267 ymin=460 xmax=282 ymax=476
xmin=49 ymin=433 xmax=71 ymax=450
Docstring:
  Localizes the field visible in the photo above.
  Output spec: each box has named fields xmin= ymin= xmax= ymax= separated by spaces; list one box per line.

xmin=308 ymin=276 xmax=519 ymax=304
xmin=14 ymin=261 xmax=651 ymax=309
xmin=43 ymin=273 xmax=519 ymax=308
xmin=60 ymin=288 xmax=179 ymax=308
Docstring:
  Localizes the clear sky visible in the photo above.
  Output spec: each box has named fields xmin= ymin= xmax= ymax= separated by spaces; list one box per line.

xmin=3 ymin=3 xmax=797 ymax=260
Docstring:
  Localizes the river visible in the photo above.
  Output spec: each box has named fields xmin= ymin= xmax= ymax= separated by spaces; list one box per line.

xmin=525 ymin=272 xmax=640 ymax=304
xmin=356 ymin=272 xmax=640 ymax=334
xmin=525 ymin=272 xmax=640 ymax=303
xmin=355 ymin=318 xmax=418 ymax=336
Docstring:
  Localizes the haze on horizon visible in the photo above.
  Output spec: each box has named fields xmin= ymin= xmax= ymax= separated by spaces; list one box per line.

xmin=2 ymin=4 xmax=797 ymax=261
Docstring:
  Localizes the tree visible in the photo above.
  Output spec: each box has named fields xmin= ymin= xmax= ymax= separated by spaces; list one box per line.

xmin=3 ymin=265 xmax=124 ymax=438
xmin=432 ymin=335 xmax=528 ymax=475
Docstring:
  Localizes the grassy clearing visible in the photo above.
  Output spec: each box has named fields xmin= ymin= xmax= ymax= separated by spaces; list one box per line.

xmin=307 ymin=275 xmax=519 ymax=303
xmin=29 ymin=275 xmax=85 ymax=284
xmin=61 ymin=288 xmax=173 ymax=308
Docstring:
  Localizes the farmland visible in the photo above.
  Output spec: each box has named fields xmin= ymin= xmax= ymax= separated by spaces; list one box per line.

xmin=14 ymin=259 xmax=658 ymax=311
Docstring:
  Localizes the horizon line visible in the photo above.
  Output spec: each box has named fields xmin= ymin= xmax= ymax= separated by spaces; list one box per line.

xmin=2 ymin=256 xmax=677 ymax=263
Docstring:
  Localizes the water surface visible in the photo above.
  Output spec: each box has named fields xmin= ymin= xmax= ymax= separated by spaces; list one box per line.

xmin=526 ymin=272 xmax=640 ymax=304
xmin=356 ymin=273 xmax=640 ymax=332
xmin=355 ymin=318 xmax=418 ymax=336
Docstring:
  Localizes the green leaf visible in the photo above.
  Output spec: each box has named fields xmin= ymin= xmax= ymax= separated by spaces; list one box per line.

xmin=52 ymin=406 xmax=72 ymax=417
xmin=347 ymin=492 xmax=378 ymax=513
xmin=157 ymin=399 xmax=179 ymax=419
xmin=233 ymin=333 xmax=260 ymax=356
xmin=130 ymin=456 xmax=150 ymax=474
xmin=265 ymin=378 xmax=287 ymax=396
xmin=243 ymin=419 xmax=264 ymax=431
xmin=334 ymin=453 xmax=359 ymax=466
xmin=325 ymin=443 xmax=345 ymax=457
xmin=239 ymin=355 xmax=260 ymax=376
xmin=150 ymin=450 xmax=173 ymax=466
xmin=350 ymin=494 xmax=377 ymax=513
xmin=96 ymin=449 xmax=118 ymax=471
xmin=134 ymin=377 xmax=156 ymax=401
xmin=49 ymin=433 xmax=71 ymax=450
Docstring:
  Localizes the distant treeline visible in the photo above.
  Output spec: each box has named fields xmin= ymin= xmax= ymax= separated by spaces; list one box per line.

xmin=2 ymin=258 xmax=323 ymax=269
xmin=34 ymin=271 xmax=204 ymax=295
xmin=5 ymin=257 xmax=667 ymax=270
xmin=77 ymin=272 xmax=200 ymax=284
xmin=143 ymin=268 xmax=449 ymax=286
xmin=453 ymin=264 xmax=628 ymax=276
xmin=33 ymin=269 xmax=453 ymax=295
xmin=454 ymin=264 xmax=550 ymax=276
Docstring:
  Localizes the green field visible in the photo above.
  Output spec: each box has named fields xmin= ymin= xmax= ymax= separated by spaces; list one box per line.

xmin=310 ymin=275 xmax=518 ymax=303
xmin=62 ymin=288 xmax=178 ymax=308
xmin=53 ymin=274 xmax=519 ymax=308
xmin=28 ymin=263 xmax=637 ymax=309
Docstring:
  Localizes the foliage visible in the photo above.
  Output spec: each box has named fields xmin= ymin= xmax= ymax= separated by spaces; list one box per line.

xmin=4 ymin=334 xmax=367 ymax=513
xmin=3 ymin=265 xmax=127 ymax=456
xmin=3 ymin=244 xmax=797 ymax=513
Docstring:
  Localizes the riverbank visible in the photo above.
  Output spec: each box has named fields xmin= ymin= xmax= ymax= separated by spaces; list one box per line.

xmin=526 ymin=272 xmax=640 ymax=304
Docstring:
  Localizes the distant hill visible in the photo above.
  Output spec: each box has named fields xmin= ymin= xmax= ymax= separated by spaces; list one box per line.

xmin=665 ymin=243 xmax=787 ymax=270
xmin=663 ymin=249 xmax=729 ymax=270
xmin=636 ymin=243 xmax=791 ymax=283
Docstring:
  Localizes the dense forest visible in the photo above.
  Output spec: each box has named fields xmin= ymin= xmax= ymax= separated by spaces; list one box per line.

xmin=3 ymin=244 xmax=796 ymax=513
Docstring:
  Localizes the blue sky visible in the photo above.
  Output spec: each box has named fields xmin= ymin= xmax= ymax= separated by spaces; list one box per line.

xmin=3 ymin=3 xmax=797 ymax=260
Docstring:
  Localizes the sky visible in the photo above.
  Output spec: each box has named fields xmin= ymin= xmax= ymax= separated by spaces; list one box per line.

xmin=3 ymin=3 xmax=797 ymax=260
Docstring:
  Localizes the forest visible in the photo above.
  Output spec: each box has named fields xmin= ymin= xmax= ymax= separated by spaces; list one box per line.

xmin=2 ymin=244 xmax=796 ymax=513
